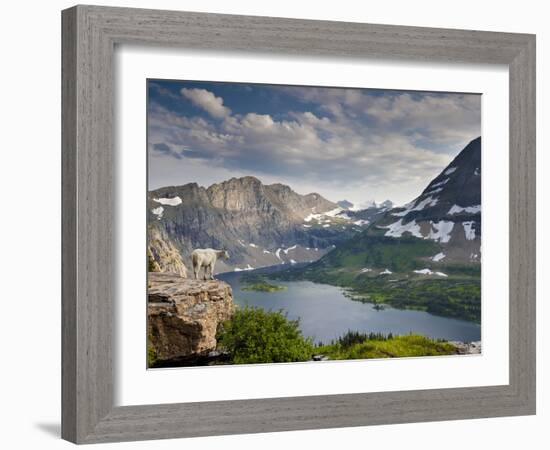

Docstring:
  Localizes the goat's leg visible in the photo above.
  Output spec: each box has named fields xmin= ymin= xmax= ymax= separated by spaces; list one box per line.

xmin=210 ymin=262 xmax=215 ymax=280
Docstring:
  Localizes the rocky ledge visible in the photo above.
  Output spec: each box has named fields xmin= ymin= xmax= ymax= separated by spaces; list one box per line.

xmin=449 ymin=341 xmax=481 ymax=355
xmin=148 ymin=273 xmax=234 ymax=364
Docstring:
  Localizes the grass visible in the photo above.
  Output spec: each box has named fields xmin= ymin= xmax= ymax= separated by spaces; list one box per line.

xmin=316 ymin=332 xmax=457 ymax=360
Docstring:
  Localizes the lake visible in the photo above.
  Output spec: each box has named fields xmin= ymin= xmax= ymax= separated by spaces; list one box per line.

xmin=218 ymin=266 xmax=481 ymax=344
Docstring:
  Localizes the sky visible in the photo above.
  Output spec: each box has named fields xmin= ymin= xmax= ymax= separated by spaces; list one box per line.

xmin=147 ymin=79 xmax=481 ymax=206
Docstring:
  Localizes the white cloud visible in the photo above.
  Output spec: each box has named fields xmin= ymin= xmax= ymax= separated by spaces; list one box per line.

xmin=180 ymin=88 xmax=231 ymax=118
xmin=149 ymin=86 xmax=480 ymax=204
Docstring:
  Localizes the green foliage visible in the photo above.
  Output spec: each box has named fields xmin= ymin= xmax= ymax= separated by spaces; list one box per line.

xmin=147 ymin=342 xmax=158 ymax=367
xmin=335 ymin=330 xmax=393 ymax=347
xmin=217 ymin=307 xmax=314 ymax=364
xmin=317 ymin=334 xmax=457 ymax=360
xmin=317 ymin=234 xmax=439 ymax=272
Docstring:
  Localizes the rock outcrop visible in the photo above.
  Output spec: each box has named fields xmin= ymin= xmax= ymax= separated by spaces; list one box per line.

xmin=148 ymin=225 xmax=188 ymax=278
xmin=147 ymin=272 xmax=234 ymax=363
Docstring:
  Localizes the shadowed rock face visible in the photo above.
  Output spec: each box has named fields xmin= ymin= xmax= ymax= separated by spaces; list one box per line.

xmin=147 ymin=225 xmax=188 ymax=278
xmin=147 ymin=273 xmax=234 ymax=363
xmin=147 ymin=176 xmax=349 ymax=272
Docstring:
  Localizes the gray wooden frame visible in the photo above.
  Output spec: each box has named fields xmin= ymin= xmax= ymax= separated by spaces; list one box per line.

xmin=62 ymin=4 xmax=536 ymax=444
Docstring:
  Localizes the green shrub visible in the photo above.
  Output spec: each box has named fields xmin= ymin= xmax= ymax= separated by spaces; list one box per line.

xmin=217 ymin=307 xmax=314 ymax=364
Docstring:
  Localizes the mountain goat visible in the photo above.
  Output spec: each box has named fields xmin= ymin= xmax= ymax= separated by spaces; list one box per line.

xmin=191 ymin=248 xmax=229 ymax=280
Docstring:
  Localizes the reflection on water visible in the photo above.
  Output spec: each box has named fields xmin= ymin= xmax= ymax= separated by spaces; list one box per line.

xmin=218 ymin=267 xmax=480 ymax=344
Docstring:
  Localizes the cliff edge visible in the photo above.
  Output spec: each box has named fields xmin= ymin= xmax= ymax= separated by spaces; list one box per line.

xmin=147 ymin=272 xmax=234 ymax=364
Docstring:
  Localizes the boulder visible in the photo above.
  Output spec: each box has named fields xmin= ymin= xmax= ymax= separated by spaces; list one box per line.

xmin=148 ymin=272 xmax=234 ymax=363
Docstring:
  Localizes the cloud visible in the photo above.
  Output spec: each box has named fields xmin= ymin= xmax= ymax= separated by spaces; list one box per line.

xmin=180 ymin=88 xmax=231 ymax=118
xmin=148 ymin=84 xmax=480 ymax=204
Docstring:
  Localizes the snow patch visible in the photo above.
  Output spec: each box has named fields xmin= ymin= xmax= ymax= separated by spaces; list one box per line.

xmin=234 ymin=264 xmax=254 ymax=272
xmin=427 ymin=221 xmax=455 ymax=243
xmin=430 ymin=178 xmax=450 ymax=188
xmin=353 ymin=219 xmax=369 ymax=226
xmin=423 ymin=187 xmax=443 ymax=196
xmin=151 ymin=206 xmax=164 ymax=219
xmin=413 ymin=268 xmax=433 ymax=275
xmin=275 ymin=249 xmax=282 ymax=260
xmin=360 ymin=268 xmax=372 ymax=273
xmin=431 ymin=252 xmax=446 ymax=262
xmin=290 ymin=259 xmax=297 ymax=264
xmin=153 ymin=196 xmax=182 ymax=206
xmin=322 ymin=224 xmax=330 ymax=228
xmin=249 ymin=243 xmax=257 ymax=248
xmin=384 ymin=219 xmax=423 ymax=238
xmin=324 ymin=207 xmax=343 ymax=217
xmin=380 ymin=269 xmax=393 ymax=275
xmin=303 ymin=224 xmax=312 ymax=228
xmin=448 ymin=204 xmax=481 ymax=215
xmin=284 ymin=245 xmax=297 ymax=254
xmin=462 ymin=221 xmax=476 ymax=240
xmin=392 ymin=196 xmax=438 ymax=217
xmin=263 ymin=249 xmax=271 ymax=254
xmin=413 ymin=268 xmax=449 ymax=277
xmin=444 ymin=167 xmax=457 ymax=175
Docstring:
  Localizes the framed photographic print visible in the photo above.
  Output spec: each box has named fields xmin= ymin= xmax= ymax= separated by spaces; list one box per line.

xmin=62 ymin=5 xmax=536 ymax=444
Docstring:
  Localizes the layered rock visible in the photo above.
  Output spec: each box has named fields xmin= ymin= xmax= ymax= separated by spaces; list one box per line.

xmin=147 ymin=176 xmax=358 ymax=272
xmin=147 ymin=225 xmax=188 ymax=278
xmin=147 ymin=273 xmax=234 ymax=363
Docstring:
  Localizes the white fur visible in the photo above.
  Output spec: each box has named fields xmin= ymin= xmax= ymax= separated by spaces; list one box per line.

xmin=191 ymin=248 xmax=229 ymax=280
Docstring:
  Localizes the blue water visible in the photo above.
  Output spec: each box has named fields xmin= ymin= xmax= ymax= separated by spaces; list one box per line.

xmin=218 ymin=267 xmax=480 ymax=344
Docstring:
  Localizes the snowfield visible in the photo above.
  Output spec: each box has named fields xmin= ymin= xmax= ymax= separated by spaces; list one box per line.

xmin=153 ymin=196 xmax=182 ymax=206
xmin=413 ymin=268 xmax=448 ymax=277
xmin=384 ymin=219 xmax=423 ymax=238
xmin=392 ymin=195 xmax=438 ymax=217
xmin=432 ymin=252 xmax=446 ymax=262
xmin=427 ymin=220 xmax=455 ymax=243
xmin=448 ymin=204 xmax=481 ymax=215
xmin=430 ymin=178 xmax=450 ymax=188
xmin=151 ymin=206 xmax=164 ymax=219
xmin=444 ymin=167 xmax=457 ymax=175
xmin=234 ymin=264 xmax=254 ymax=272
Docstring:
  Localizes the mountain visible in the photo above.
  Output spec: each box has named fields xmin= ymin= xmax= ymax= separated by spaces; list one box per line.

xmin=148 ymin=176 xmax=369 ymax=273
xmin=373 ymin=136 xmax=481 ymax=263
xmin=337 ymin=200 xmax=354 ymax=210
xmin=275 ymin=137 xmax=482 ymax=322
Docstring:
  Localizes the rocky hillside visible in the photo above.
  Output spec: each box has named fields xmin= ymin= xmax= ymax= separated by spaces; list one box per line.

xmin=148 ymin=176 xmax=380 ymax=272
xmin=147 ymin=273 xmax=234 ymax=365
xmin=147 ymin=225 xmax=188 ymax=277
